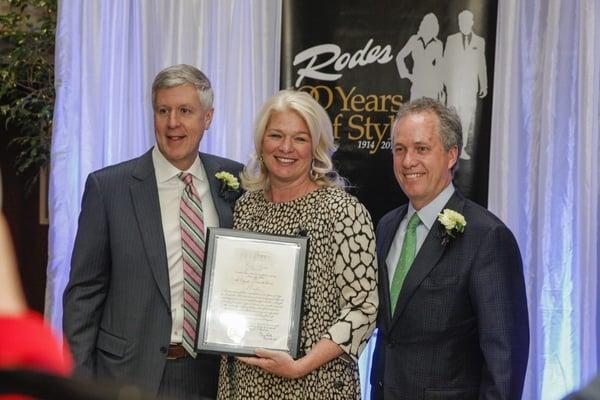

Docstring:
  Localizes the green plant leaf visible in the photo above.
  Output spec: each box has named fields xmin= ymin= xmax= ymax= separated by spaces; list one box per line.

xmin=0 ymin=0 xmax=56 ymax=181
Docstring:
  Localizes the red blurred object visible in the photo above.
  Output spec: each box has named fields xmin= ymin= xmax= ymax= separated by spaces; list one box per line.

xmin=0 ymin=311 xmax=73 ymax=399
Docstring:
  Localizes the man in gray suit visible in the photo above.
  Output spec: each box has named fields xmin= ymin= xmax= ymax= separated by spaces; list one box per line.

xmin=63 ymin=64 xmax=243 ymax=400
xmin=370 ymin=98 xmax=529 ymax=399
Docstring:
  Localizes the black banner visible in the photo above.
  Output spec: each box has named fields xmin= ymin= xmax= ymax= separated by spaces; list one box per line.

xmin=281 ymin=0 xmax=497 ymax=224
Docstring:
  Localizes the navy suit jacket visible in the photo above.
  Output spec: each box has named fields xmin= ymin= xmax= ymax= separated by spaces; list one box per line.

xmin=371 ymin=190 xmax=529 ymax=400
xmin=63 ymin=149 xmax=243 ymax=394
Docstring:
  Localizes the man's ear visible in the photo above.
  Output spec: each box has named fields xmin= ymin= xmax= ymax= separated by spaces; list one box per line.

xmin=205 ymin=108 xmax=214 ymax=128
xmin=448 ymin=145 xmax=459 ymax=170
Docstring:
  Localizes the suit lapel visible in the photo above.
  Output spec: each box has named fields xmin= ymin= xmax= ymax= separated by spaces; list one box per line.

xmin=199 ymin=152 xmax=234 ymax=228
xmin=130 ymin=150 xmax=170 ymax=307
xmin=391 ymin=192 xmax=466 ymax=326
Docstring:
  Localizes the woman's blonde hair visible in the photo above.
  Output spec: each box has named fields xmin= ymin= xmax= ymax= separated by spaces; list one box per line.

xmin=241 ymin=89 xmax=346 ymax=191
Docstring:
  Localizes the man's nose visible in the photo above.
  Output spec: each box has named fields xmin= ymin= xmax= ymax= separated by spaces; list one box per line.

xmin=402 ymin=150 xmax=416 ymax=167
xmin=168 ymin=111 xmax=180 ymax=128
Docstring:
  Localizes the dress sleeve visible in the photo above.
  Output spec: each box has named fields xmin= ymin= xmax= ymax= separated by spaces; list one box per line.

xmin=323 ymin=199 xmax=379 ymax=361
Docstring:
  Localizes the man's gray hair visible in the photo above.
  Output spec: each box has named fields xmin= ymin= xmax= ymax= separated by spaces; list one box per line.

xmin=393 ymin=97 xmax=463 ymax=172
xmin=151 ymin=64 xmax=213 ymax=110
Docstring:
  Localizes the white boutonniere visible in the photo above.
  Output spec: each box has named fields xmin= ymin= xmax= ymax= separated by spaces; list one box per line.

xmin=437 ymin=208 xmax=466 ymax=245
xmin=215 ymin=171 xmax=241 ymax=202
xmin=215 ymin=171 xmax=240 ymax=191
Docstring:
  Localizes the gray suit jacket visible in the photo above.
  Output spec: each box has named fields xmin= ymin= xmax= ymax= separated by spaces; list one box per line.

xmin=371 ymin=191 xmax=529 ymax=400
xmin=63 ymin=149 xmax=243 ymax=394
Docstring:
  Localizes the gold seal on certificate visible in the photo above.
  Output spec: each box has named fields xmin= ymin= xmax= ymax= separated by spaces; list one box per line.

xmin=195 ymin=228 xmax=308 ymax=358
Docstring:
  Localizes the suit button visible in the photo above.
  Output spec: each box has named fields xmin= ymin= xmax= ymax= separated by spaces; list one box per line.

xmin=333 ymin=381 xmax=344 ymax=390
xmin=160 ymin=346 xmax=167 ymax=354
xmin=378 ymin=380 xmax=383 ymax=388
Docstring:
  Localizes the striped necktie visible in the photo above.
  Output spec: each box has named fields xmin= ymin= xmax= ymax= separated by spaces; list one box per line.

xmin=178 ymin=172 xmax=205 ymax=357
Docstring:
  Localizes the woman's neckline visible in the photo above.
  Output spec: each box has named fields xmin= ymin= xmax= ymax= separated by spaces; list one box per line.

xmin=262 ymin=183 xmax=324 ymax=205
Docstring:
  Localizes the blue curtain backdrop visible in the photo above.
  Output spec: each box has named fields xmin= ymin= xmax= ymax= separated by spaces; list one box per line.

xmin=48 ymin=1 xmax=600 ymax=399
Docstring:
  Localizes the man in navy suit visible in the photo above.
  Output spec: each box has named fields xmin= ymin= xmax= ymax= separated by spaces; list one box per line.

xmin=370 ymin=97 xmax=529 ymax=399
xmin=63 ymin=64 xmax=243 ymax=400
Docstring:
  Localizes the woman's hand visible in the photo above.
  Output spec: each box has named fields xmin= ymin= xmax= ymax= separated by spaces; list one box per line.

xmin=237 ymin=339 xmax=343 ymax=379
xmin=237 ymin=348 xmax=306 ymax=379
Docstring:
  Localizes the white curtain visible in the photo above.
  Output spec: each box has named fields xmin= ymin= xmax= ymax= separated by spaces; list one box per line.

xmin=489 ymin=0 xmax=600 ymax=398
xmin=46 ymin=0 xmax=282 ymax=330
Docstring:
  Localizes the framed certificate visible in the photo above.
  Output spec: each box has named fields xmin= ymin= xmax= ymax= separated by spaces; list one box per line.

xmin=195 ymin=228 xmax=308 ymax=358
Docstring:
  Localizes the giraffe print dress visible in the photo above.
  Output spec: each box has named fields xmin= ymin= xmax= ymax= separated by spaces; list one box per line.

xmin=217 ymin=186 xmax=378 ymax=400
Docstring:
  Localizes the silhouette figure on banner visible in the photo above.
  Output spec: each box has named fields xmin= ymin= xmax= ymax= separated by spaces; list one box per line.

xmin=443 ymin=9 xmax=488 ymax=160
xmin=395 ymin=13 xmax=445 ymax=102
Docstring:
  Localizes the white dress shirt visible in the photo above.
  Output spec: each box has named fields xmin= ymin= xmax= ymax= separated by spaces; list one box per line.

xmin=387 ymin=183 xmax=455 ymax=286
xmin=152 ymin=146 xmax=219 ymax=343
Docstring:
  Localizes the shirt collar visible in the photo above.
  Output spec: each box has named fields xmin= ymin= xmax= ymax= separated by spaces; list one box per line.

xmin=152 ymin=146 xmax=205 ymax=183
xmin=407 ymin=183 xmax=455 ymax=230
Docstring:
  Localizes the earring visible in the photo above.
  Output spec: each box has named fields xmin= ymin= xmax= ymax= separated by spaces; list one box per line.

xmin=258 ymin=155 xmax=264 ymax=163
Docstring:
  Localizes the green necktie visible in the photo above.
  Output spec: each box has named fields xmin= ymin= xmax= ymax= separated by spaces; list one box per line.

xmin=390 ymin=212 xmax=421 ymax=314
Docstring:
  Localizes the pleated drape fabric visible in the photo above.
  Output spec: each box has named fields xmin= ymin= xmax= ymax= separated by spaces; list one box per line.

xmin=489 ymin=0 xmax=600 ymax=398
